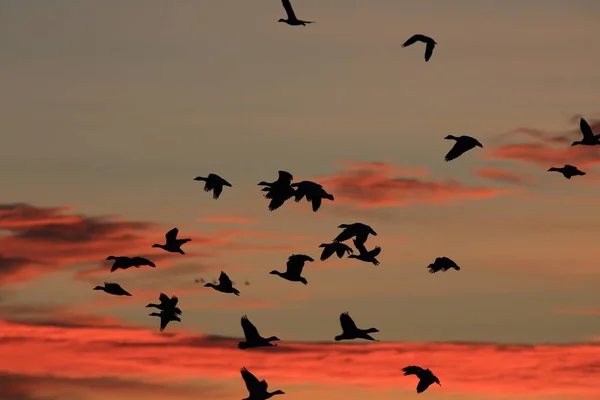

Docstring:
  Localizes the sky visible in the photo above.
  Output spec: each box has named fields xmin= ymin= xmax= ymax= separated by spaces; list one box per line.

xmin=1 ymin=0 xmax=600 ymax=399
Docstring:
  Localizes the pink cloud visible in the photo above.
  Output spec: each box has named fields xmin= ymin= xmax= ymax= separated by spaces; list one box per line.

xmin=474 ymin=167 xmax=532 ymax=184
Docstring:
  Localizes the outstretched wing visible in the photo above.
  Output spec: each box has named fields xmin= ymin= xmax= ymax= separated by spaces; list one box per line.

xmin=427 ymin=261 xmax=443 ymax=274
xmin=277 ymin=170 xmax=294 ymax=184
xmin=281 ymin=0 xmax=297 ymax=20
xmin=241 ymin=367 xmax=261 ymax=393
xmin=213 ymin=184 xmax=223 ymax=199
xmin=170 ymin=295 xmax=179 ymax=307
xmin=320 ymin=244 xmax=336 ymax=261
xmin=159 ymin=293 xmax=170 ymax=303
xmin=159 ymin=313 xmax=169 ymax=332
xmin=424 ymin=41 xmax=435 ymax=61
xmin=311 ymin=197 xmax=322 ymax=212
xmin=165 ymin=227 xmax=179 ymax=242
xmin=580 ymin=118 xmax=594 ymax=139
xmin=286 ymin=256 xmax=305 ymax=275
xmin=130 ymin=256 xmax=155 ymax=267
xmin=334 ymin=227 xmax=355 ymax=243
xmin=368 ymin=246 xmax=382 ymax=258
xmin=416 ymin=379 xmax=433 ymax=393
xmin=402 ymin=365 xmax=425 ymax=376
xmin=241 ymin=315 xmax=261 ymax=340
xmin=219 ymin=271 xmax=233 ymax=288
xmin=353 ymin=239 xmax=368 ymax=255
xmin=444 ymin=141 xmax=466 ymax=162
xmin=268 ymin=196 xmax=287 ymax=212
xmin=402 ymin=34 xmax=426 ymax=47
xmin=340 ymin=312 xmax=357 ymax=332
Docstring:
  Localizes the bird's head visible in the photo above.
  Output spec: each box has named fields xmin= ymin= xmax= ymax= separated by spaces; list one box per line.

xmin=105 ymin=256 xmax=115 ymax=261
xmin=267 ymin=335 xmax=280 ymax=342
xmin=300 ymin=277 xmax=308 ymax=285
xmin=278 ymin=18 xmax=286 ymax=23
xmin=203 ymin=282 xmax=214 ymax=288
xmin=318 ymin=243 xmax=329 ymax=248
xmin=475 ymin=141 xmax=484 ymax=148
xmin=444 ymin=134 xmax=457 ymax=140
xmin=151 ymin=244 xmax=161 ymax=248
xmin=571 ymin=140 xmax=581 ymax=146
xmin=269 ymin=270 xmax=280 ymax=275
xmin=347 ymin=254 xmax=358 ymax=260
xmin=257 ymin=181 xmax=269 ymax=186
xmin=272 ymin=390 xmax=285 ymax=395
xmin=92 ymin=286 xmax=104 ymax=291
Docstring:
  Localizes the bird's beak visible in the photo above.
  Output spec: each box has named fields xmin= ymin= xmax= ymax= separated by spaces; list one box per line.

xmin=438 ymin=382 xmax=442 ymax=386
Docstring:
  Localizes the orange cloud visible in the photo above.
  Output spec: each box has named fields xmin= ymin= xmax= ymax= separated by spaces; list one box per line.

xmin=197 ymin=216 xmax=259 ymax=224
xmin=473 ymin=167 xmax=531 ymax=185
xmin=0 ymin=318 xmax=598 ymax=398
xmin=314 ymin=161 xmax=506 ymax=208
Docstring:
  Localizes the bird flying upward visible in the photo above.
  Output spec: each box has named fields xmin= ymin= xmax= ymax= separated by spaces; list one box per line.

xmin=402 ymin=34 xmax=437 ymax=62
xmin=152 ymin=228 xmax=191 ymax=255
xmin=240 ymin=367 xmax=285 ymax=400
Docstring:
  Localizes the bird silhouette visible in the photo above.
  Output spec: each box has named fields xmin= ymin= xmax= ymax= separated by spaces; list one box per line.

xmin=240 ymin=367 xmax=285 ymax=400
xmin=238 ymin=315 xmax=280 ymax=350
xmin=152 ymin=228 xmax=191 ymax=254
xmin=427 ymin=257 xmax=460 ymax=274
xmin=318 ymin=242 xmax=353 ymax=261
xmin=204 ymin=271 xmax=240 ymax=296
xmin=107 ymin=255 xmax=156 ymax=272
xmin=348 ymin=240 xmax=381 ymax=266
xmin=193 ymin=173 xmax=232 ymax=199
xmin=269 ymin=254 xmax=314 ymax=285
xmin=335 ymin=312 xmax=379 ymax=342
xmin=258 ymin=171 xmax=296 ymax=211
xmin=146 ymin=293 xmax=182 ymax=315
xmin=402 ymin=34 xmax=437 ymax=62
xmin=149 ymin=309 xmax=181 ymax=332
xmin=444 ymin=135 xmax=483 ymax=162
xmin=401 ymin=366 xmax=441 ymax=393
xmin=258 ymin=171 xmax=294 ymax=193
xmin=333 ymin=223 xmax=377 ymax=248
xmin=92 ymin=282 xmax=131 ymax=296
xmin=290 ymin=180 xmax=335 ymax=212
xmin=278 ymin=0 xmax=313 ymax=26
xmin=548 ymin=164 xmax=586 ymax=179
xmin=571 ymin=117 xmax=600 ymax=146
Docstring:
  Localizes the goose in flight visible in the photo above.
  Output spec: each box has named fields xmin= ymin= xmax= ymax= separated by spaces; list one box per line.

xmin=333 ymin=223 xmax=377 ymax=248
xmin=348 ymin=240 xmax=381 ymax=266
xmin=152 ymin=228 xmax=191 ymax=254
xmin=238 ymin=315 xmax=280 ymax=350
xmin=427 ymin=257 xmax=460 ymax=274
xmin=269 ymin=254 xmax=314 ymax=285
xmin=204 ymin=271 xmax=240 ymax=296
xmin=93 ymin=282 xmax=132 ymax=296
xmin=107 ymin=255 xmax=156 ymax=272
xmin=444 ymin=135 xmax=483 ymax=162
xmin=240 ymin=367 xmax=285 ymax=400
xmin=290 ymin=180 xmax=335 ymax=212
xmin=149 ymin=309 xmax=181 ymax=332
xmin=258 ymin=171 xmax=294 ymax=192
xmin=318 ymin=242 xmax=353 ymax=261
xmin=258 ymin=171 xmax=297 ymax=211
xmin=146 ymin=293 xmax=182 ymax=315
xmin=335 ymin=312 xmax=379 ymax=342
xmin=278 ymin=0 xmax=313 ymax=26
xmin=193 ymin=173 xmax=232 ymax=199
xmin=572 ymin=118 xmax=600 ymax=146
xmin=402 ymin=34 xmax=437 ymax=62
xmin=401 ymin=366 xmax=441 ymax=393
xmin=548 ymin=165 xmax=586 ymax=179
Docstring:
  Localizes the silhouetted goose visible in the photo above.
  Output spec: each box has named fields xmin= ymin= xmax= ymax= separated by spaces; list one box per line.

xmin=149 ymin=309 xmax=181 ymax=332
xmin=318 ymin=242 xmax=353 ymax=261
xmin=152 ymin=228 xmax=191 ymax=254
xmin=572 ymin=118 xmax=600 ymax=146
xmin=427 ymin=257 xmax=460 ymax=274
xmin=402 ymin=34 xmax=437 ymax=62
xmin=241 ymin=367 xmax=285 ymax=400
xmin=146 ymin=293 xmax=182 ymax=315
xmin=334 ymin=312 xmax=379 ymax=342
xmin=93 ymin=282 xmax=131 ymax=296
xmin=333 ymin=223 xmax=377 ymax=247
xmin=444 ymin=135 xmax=483 ymax=162
xmin=204 ymin=271 xmax=240 ymax=296
xmin=278 ymin=0 xmax=313 ymax=26
xmin=401 ymin=366 xmax=441 ymax=393
xmin=270 ymin=254 xmax=314 ymax=285
xmin=239 ymin=315 xmax=280 ymax=350
xmin=258 ymin=171 xmax=294 ymax=192
xmin=290 ymin=180 xmax=335 ymax=212
xmin=267 ymin=186 xmax=297 ymax=212
xmin=348 ymin=240 xmax=381 ymax=266
xmin=194 ymin=173 xmax=232 ymax=199
xmin=107 ymin=255 xmax=156 ymax=272
xmin=548 ymin=164 xmax=586 ymax=179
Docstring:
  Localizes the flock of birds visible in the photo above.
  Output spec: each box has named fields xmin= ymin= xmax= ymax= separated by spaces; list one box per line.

xmin=88 ymin=1 xmax=599 ymax=398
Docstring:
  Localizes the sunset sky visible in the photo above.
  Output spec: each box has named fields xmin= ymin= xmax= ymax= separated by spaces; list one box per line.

xmin=1 ymin=1 xmax=600 ymax=399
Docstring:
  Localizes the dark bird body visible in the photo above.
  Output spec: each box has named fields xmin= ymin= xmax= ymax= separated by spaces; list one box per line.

xmin=572 ymin=118 xmax=600 ymax=146
xmin=444 ymin=135 xmax=483 ymax=162
xmin=348 ymin=240 xmax=381 ymax=266
xmin=548 ymin=165 xmax=586 ymax=179
xmin=427 ymin=257 xmax=460 ymax=274
xmin=107 ymin=255 xmax=155 ymax=272
xmin=93 ymin=282 xmax=131 ymax=296
xmin=152 ymin=227 xmax=191 ymax=254
xmin=291 ymin=180 xmax=334 ymax=212
xmin=149 ymin=310 xmax=181 ymax=332
xmin=333 ymin=223 xmax=377 ymax=248
xmin=335 ymin=312 xmax=379 ymax=342
xmin=194 ymin=173 xmax=232 ymax=199
xmin=258 ymin=171 xmax=296 ymax=211
xmin=278 ymin=0 xmax=313 ymax=26
xmin=146 ymin=293 xmax=182 ymax=315
xmin=270 ymin=254 xmax=314 ymax=285
xmin=402 ymin=34 xmax=437 ymax=62
xmin=204 ymin=271 xmax=240 ymax=296
xmin=238 ymin=315 xmax=280 ymax=350
xmin=318 ymin=242 xmax=353 ymax=261
xmin=401 ymin=366 xmax=441 ymax=393
xmin=240 ymin=367 xmax=285 ymax=400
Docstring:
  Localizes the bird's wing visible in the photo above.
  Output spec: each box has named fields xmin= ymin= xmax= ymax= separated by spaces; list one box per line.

xmin=311 ymin=196 xmax=322 ymax=212
xmin=281 ymin=0 xmax=297 ymax=20
xmin=241 ymin=368 xmax=261 ymax=393
xmin=159 ymin=293 xmax=169 ymax=303
xmin=278 ymin=170 xmax=294 ymax=184
xmin=444 ymin=141 xmax=467 ymax=162
xmin=213 ymin=184 xmax=223 ymax=199
xmin=427 ymin=262 xmax=442 ymax=274
xmin=160 ymin=314 xmax=169 ymax=332
xmin=320 ymin=244 xmax=336 ymax=261
xmin=170 ymin=296 xmax=179 ymax=307
xmin=368 ymin=246 xmax=382 ymax=257
xmin=286 ymin=256 xmax=304 ymax=275
xmin=424 ymin=41 xmax=435 ymax=61
xmin=268 ymin=196 xmax=286 ymax=212
xmin=402 ymin=366 xmax=425 ymax=376
xmin=402 ymin=34 xmax=424 ymax=47
xmin=241 ymin=315 xmax=261 ymax=340
xmin=131 ymin=257 xmax=155 ymax=267
xmin=219 ymin=271 xmax=233 ymax=288
xmin=580 ymin=118 xmax=594 ymax=139
xmin=165 ymin=228 xmax=179 ymax=241
xmin=416 ymin=379 xmax=433 ymax=393
xmin=333 ymin=228 xmax=355 ymax=243
xmin=353 ymin=239 xmax=368 ymax=255
xmin=220 ymin=177 xmax=232 ymax=187
xmin=340 ymin=312 xmax=358 ymax=332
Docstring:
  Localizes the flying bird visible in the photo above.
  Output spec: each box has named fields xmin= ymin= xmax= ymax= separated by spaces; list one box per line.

xmin=444 ymin=135 xmax=483 ymax=162
xmin=318 ymin=242 xmax=353 ymax=261
xmin=278 ymin=0 xmax=313 ymax=26
xmin=427 ymin=257 xmax=460 ymax=274
xmin=572 ymin=117 xmax=600 ymax=146
xmin=401 ymin=366 xmax=441 ymax=394
xmin=334 ymin=312 xmax=379 ymax=342
xmin=348 ymin=240 xmax=381 ymax=266
xmin=258 ymin=171 xmax=296 ymax=211
xmin=204 ymin=271 xmax=240 ymax=296
xmin=333 ymin=223 xmax=377 ymax=248
xmin=290 ymin=180 xmax=335 ymax=212
xmin=269 ymin=254 xmax=314 ymax=285
xmin=238 ymin=315 xmax=280 ymax=350
xmin=240 ymin=367 xmax=285 ymax=400
xmin=92 ymin=282 xmax=132 ymax=296
xmin=146 ymin=293 xmax=182 ymax=315
xmin=152 ymin=228 xmax=191 ymax=254
xmin=107 ymin=255 xmax=156 ymax=272
xmin=193 ymin=173 xmax=232 ymax=199
xmin=402 ymin=34 xmax=437 ymax=62
xmin=258 ymin=171 xmax=294 ymax=193
xmin=149 ymin=309 xmax=181 ymax=332
xmin=548 ymin=164 xmax=586 ymax=179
